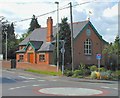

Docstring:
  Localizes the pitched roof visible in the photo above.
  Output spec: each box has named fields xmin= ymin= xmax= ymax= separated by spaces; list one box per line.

xmin=37 ymin=42 xmax=54 ymax=52
xmin=19 ymin=20 xmax=108 ymax=45
xmin=19 ymin=28 xmax=47 ymax=45
xmin=19 ymin=21 xmax=89 ymax=45
xmin=27 ymin=41 xmax=43 ymax=50
xmin=16 ymin=49 xmax=25 ymax=53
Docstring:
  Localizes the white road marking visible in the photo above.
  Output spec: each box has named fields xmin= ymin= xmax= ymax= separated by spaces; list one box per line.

xmin=32 ymin=85 xmax=39 ymax=87
xmin=8 ymin=85 xmax=28 ymax=90
xmin=23 ymin=81 xmax=31 ymax=82
xmin=3 ymin=70 xmax=15 ymax=74
xmin=18 ymin=76 xmax=36 ymax=80
xmin=38 ymin=80 xmax=45 ymax=82
xmin=6 ymin=77 xmax=17 ymax=82
xmin=101 ymin=86 xmax=110 ymax=89
xmin=113 ymin=88 xmax=118 ymax=90
xmin=51 ymin=80 xmax=57 ymax=81
xmin=28 ymin=78 xmax=35 ymax=80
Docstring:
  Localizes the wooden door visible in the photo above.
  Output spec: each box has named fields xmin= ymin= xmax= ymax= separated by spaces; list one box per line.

xmin=28 ymin=53 xmax=34 ymax=63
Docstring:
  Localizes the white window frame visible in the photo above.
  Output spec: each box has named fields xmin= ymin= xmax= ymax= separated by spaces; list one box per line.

xmin=84 ymin=39 xmax=92 ymax=55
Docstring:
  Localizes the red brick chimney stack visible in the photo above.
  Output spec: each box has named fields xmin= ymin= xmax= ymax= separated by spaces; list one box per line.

xmin=46 ymin=17 xmax=53 ymax=42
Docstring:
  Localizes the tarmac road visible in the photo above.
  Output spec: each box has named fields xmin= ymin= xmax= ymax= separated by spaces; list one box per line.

xmin=1 ymin=69 xmax=119 ymax=97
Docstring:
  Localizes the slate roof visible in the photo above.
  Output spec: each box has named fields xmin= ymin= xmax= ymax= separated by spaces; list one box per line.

xmin=16 ymin=49 xmax=25 ymax=53
xmin=19 ymin=20 xmax=89 ymax=45
xmin=28 ymin=41 xmax=43 ymax=50
xmin=37 ymin=42 xmax=54 ymax=52
xmin=19 ymin=28 xmax=47 ymax=45
xmin=18 ymin=20 xmax=108 ymax=52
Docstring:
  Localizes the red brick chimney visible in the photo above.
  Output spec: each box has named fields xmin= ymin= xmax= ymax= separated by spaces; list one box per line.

xmin=46 ymin=17 xmax=53 ymax=42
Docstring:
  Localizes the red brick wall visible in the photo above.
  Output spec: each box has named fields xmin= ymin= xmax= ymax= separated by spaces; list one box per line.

xmin=73 ymin=24 xmax=106 ymax=67
xmin=36 ymin=52 xmax=53 ymax=65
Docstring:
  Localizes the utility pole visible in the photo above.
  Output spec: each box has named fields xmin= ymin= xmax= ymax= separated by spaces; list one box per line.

xmin=5 ymin=31 xmax=7 ymax=61
xmin=69 ymin=2 xmax=74 ymax=72
xmin=55 ymin=1 xmax=59 ymax=72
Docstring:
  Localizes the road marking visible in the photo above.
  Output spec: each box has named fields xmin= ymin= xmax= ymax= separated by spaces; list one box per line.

xmin=3 ymin=70 xmax=15 ymax=74
xmin=19 ymin=76 xmax=36 ymax=80
xmin=51 ymin=80 xmax=57 ymax=81
xmin=32 ymin=85 xmax=39 ymax=87
xmin=8 ymin=85 xmax=28 ymax=90
xmin=113 ymin=88 xmax=118 ymax=90
xmin=23 ymin=81 xmax=31 ymax=82
xmin=38 ymin=80 xmax=45 ymax=82
xmin=6 ymin=77 xmax=17 ymax=82
xmin=101 ymin=86 xmax=110 ymax=89
xmin=39 ymin=87 xmax=103 ymax=96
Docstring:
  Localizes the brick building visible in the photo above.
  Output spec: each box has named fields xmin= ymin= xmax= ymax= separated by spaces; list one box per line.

xmin=16 ymin=17 xmax=108 ymax=67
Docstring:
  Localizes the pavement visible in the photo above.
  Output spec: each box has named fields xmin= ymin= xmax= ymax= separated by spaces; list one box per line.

xmin=3 ymin=68 xmax=118 ymax=84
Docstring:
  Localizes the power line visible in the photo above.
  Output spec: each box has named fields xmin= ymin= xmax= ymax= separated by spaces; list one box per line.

xmin=13 ymin=1 xmax=91 ymax=24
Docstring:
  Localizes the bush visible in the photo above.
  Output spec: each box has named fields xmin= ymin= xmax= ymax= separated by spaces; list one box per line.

xmin=98 ymin=67 xmax=106 ymax=72
xmin=64 ymin=70 xmax=73 ymax=77
xmin=111 ymin=70 xmax=120 ymax=80
xmin=73 ymin=70 xmax=84 ymax=77
xmin=100 ymin=70 xmax=112 ymax=80
xmin=90 ymin=65 xmax=97 ymax=72
xmin=91 ymin=71 xmax=97 ymax=79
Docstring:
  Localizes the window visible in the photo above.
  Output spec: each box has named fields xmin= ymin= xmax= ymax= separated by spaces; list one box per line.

xmin=39 ymin=54 xmax=45 ymax=62
xmin=19 ymin=55 xmax=24 ymax=61
xmin=84 ymin=39 xmax=92 ymax=55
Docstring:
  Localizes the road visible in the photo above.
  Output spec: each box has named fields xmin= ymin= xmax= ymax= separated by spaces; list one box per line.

xmin=2 ymin=69 xmax=119 ymax=96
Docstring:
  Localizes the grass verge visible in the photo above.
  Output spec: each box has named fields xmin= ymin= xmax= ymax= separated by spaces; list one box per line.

xmin=25 ymin=69 xmax=62 ymax=76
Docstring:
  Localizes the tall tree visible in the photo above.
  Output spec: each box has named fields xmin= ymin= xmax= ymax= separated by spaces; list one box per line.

xmin=53 ymin=17 xmax=72 ymax=69
xmin=59 ymin=17 xmax=72 ymax=66
xmin=103 ymin=35 xmax=120 ymax=70
xmin=27 ymin=15 xmax=40 ymax=34
xmin=1 ymin=20 xmax=18 ymax=59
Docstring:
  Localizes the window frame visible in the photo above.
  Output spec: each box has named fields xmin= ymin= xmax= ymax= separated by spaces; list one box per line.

xmin=84 ymin=39 xmax=92 ymax=55
xmin=19 ymin=54 xmax=24 ymax=61
xmin=39 ymin=53 xmax=45 ymax=62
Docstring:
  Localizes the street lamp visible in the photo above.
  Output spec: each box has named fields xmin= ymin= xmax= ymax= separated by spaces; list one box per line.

xmin=55 ymin=1 xmax=59 ymax=72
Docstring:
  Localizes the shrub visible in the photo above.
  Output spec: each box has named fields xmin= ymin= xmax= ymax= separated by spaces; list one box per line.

xmin=91 ymin=71 xmax=97 ymax=79
xmin=73 ymin=70 xmax=84 ymax=77
xmin=100 ymin=70 xmax=112 ymax=80
xmin=98 ymin=67 xmax=106 ymax=72
xmin=90 ymin=65 xmax=97 ymax=72
xmin=111 ymin=70 xmax=120 ymax=80
xmin=64 ymin=70 xmax=73 ymax=77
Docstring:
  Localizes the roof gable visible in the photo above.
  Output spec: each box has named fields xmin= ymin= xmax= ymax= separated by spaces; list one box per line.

xmin=74 ymin=21 xmax=108 ymax=44
xmin=24 ymin=41 xmax=43 ymax=51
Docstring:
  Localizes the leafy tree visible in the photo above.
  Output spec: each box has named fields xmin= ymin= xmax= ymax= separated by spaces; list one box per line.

xmin=103 ymin=35 xmax=120 ymax=70
xmin=1 ymin=19 xmax=18 ymax=59
xmin=59 ymin=17 xmax=72 ymax=66
xmin=53 ymin=17 xmax=72 ymax=70
xmin=27 ymin=15 xmax=40 ymax=34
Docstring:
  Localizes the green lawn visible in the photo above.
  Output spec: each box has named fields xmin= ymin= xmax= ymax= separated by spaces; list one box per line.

xmin=26 ymin=69 xmax=62 ymax=76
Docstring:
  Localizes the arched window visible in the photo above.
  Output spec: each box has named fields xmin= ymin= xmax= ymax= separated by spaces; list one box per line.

xmin=84 ymin=39 xmax=92 ymax=55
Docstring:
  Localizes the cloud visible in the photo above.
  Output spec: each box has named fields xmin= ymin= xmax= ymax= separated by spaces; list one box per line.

xmin=0 ymin=0 xmax=119 ymax=43
xmin=103 ymin=4 xmax=118 ymax=17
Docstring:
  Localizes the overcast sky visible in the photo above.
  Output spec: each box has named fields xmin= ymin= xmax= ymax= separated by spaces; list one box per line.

xmin=0 ymin=0 xmax=119 ymax=43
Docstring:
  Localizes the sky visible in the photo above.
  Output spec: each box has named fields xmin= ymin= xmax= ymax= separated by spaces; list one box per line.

xmin=0 ymin=0 xmax=119 ymax=43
